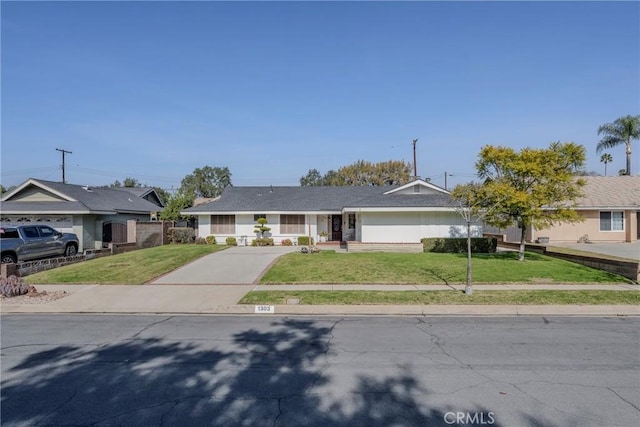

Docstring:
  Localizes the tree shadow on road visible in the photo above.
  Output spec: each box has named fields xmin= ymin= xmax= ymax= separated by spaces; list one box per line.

xmin=2 ymin=318 xmax=503 ymax=426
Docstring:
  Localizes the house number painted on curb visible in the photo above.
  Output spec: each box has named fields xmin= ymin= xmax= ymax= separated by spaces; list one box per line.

xmin=255 ymin=305 xmax=275 ymax=314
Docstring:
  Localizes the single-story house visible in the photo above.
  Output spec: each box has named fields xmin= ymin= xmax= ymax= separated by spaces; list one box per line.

xmin=484 ymin=176 xmax=640 ymax=244
xmin=528 ymin=176 xmax=640 ymax=243
xmin=0 ymin=178 xmax=164 ymax=250
xmin=182 ymin=179 xmax=481 ymax=247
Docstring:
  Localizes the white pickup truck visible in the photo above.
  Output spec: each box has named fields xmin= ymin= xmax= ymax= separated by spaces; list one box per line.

xmin=0 ymin=225 xmax=80 ymax=264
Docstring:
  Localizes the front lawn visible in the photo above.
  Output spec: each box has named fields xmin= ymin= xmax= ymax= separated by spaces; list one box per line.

xmin=240 ymin=290 xmax=640 ymax=305
xmin=25 ymin=244 xmax=226 ymax=285
xmin=260 ymin=251 xmax=630 ymax=284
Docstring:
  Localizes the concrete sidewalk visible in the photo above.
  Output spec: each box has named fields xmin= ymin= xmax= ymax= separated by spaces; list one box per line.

xmin=1 ymin=283 xmax=638 ymax=316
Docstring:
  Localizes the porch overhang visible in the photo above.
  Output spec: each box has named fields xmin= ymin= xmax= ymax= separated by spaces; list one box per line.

xmin=341 ymin=207 xmax=457 ymax=213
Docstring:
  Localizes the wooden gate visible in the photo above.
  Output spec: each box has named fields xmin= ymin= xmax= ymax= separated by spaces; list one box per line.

xmin=103 ymin=222 xmax=127 ymax=244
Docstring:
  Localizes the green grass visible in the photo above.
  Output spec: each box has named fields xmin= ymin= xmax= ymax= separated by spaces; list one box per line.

xmin=260 ymin=251 xmax=630 ymax=284
xmin=240 ymin=290 xmax=640 ymax=305
xmin=25 ymin=244 xmax=227 ymax=285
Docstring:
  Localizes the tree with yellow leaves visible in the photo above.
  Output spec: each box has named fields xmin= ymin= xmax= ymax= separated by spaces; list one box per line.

xmin=474 ymin=142 xmax=586 ymax=261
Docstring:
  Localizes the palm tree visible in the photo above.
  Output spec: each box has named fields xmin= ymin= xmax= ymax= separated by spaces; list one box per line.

xmin=599 ymin=153 xmax=613 ymax=176
xmin=596 ymin=115 xmax=640 ymax=175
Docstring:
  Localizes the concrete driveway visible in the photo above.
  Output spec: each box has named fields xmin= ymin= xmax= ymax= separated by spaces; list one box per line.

xmin=552 ymin=242 xmax=640 ymax=261
xmin=151 ymin=246 xmax=298 ymax=285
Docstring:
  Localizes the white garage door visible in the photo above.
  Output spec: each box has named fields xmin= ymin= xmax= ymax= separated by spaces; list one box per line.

xmin=0 ymin=215 xmax=74 ymax=233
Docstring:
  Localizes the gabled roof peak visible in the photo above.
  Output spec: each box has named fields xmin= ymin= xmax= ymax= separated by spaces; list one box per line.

xmin=383 ymin=179 xmax=449 ymax=195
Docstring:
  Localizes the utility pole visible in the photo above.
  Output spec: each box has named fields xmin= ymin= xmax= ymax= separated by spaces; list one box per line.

xmin=56 ymin=148 xmax=72 ymax=183
xmin=444 ymin=172 xmax=450 ymax=190
xmin=412 ymin=139 xmax=418 ymax=179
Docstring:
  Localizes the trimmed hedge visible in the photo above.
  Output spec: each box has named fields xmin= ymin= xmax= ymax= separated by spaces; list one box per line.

xmin=297 ymin=236 xmax=315 ymax=246
xmin=251 ymin=237 xmax=274 ymax=246
xmin=226 ymin=237 xmax=238 ymax=246
xmin=206 ymin=235 xmax=217 ymax=245
xmin=421 ymin=237 xmax=497 ymax=253
xmin=168 ymin=227 xmax=196 ymax=244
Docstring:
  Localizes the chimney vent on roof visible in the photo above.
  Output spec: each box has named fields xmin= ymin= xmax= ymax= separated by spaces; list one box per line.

xmin=269 ymin=185 xmax=273 ymax=193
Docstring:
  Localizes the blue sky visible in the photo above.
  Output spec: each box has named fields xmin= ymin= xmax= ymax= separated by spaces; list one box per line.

xmin=2 ymin=1 xmax=639 ymax=191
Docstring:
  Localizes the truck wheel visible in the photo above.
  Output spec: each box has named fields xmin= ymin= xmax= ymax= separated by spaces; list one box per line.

xmin=1 ymin=253 xmax=17 ymax=264
xmin=64 ymin=244 xmax=78 ymax=257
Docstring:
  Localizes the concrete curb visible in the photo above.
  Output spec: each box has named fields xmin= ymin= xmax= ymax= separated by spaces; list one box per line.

xmin=2 ymin=304 xmax=639 ymax=317
xmin=1 ymin=284 xmax=638 ymax=317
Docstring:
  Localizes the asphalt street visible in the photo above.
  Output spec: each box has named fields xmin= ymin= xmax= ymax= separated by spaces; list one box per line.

xmin=1 ymin=315 xmax=639 ymax=427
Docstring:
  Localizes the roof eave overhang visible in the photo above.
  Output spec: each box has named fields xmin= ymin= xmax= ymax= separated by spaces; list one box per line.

xmin=542 ymin=206 xmax=639 ymax=211
xmin=342 ymin=206 xmax=457 ymax=213
xmin=0 ymin=210 xmax=107 ymax=215
xmin=114 ymin=210 xmax=156 ymax=215
xmin=181 ymin=210 xmax=342 ymax=215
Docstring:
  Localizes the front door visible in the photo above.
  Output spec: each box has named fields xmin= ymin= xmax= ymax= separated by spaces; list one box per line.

xmin=331 ymin=215 xmax=342 ymax=242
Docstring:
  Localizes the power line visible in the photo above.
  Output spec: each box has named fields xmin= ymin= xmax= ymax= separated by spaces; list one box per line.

xmin=69 ymin=166 xmax=182 ymax=182
xmin=1 ymin=166 xmax=60 ymax=176
xmin=70 ymin=166 xmax=304 ymax=184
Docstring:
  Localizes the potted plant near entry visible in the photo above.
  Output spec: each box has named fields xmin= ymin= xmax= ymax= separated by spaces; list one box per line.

xmin=319 ymin=231 xmax=328 ymax=242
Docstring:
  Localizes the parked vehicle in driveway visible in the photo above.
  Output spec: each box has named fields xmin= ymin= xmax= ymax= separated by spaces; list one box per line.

xmin=0 ymin=225 xmax=80 ymax=263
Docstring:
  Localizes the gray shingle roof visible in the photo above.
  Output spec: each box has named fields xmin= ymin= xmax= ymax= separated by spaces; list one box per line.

xmin=345 ymin=192 xmax=456 ymax=208
xmin=575 ymin=176 xmax=640 ymax=209
xmin=119 ymin=187 xmax=164 ymax=207
xmin=184 ymin=184 xmax=454 ymax=213
xmin=181 ymin=177 xmax=640 ymax=214
xmin=0 ymin=179 xmax=163 ymax=214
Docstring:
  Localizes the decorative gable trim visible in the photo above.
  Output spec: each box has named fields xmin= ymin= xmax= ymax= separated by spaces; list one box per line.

xmin=383 ymin=179 xmax=449 ymax=196
xmin=1 ymin=179 xmax=77 ymax=202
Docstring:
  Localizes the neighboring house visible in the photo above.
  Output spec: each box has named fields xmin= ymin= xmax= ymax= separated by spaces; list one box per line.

xmin=0 ymin=179 xmax=164 ymax=251
xmin=487 ymin=176 xmax=640 ymax=244
xmin=182 ymin=179 xmax=481 ymax=246
xmin=116 ymin=187 xmax=165 ymax=210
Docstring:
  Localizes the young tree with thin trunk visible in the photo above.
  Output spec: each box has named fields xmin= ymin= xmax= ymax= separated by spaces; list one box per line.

xmin=451 ymin=183 xmax=503 ymax=295
xmin=475 ymin=142 xmax=586 ymax=261
xmin=596 ymin=115 xmax=640 ymax=176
